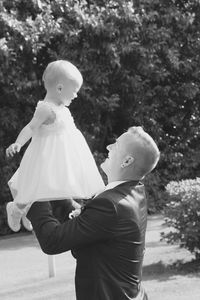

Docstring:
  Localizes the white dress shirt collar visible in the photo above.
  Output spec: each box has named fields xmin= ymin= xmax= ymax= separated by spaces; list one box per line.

xmin=105 ymin=181 xmax=126 ymax=191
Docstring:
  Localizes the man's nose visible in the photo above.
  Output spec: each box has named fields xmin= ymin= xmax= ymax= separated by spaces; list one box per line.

xmin=107 ymin=144 xmax=113 ymax=151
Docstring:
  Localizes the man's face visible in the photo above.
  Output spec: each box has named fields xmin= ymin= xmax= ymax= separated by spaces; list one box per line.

xmin=101 ymin=133 xmax=131 ymax=181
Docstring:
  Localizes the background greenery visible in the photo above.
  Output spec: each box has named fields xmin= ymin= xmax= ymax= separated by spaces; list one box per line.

xmin=0 ymin=0 xmax=200 ymax=235
xmin=161 ymin=178 xmax=200 ymax=259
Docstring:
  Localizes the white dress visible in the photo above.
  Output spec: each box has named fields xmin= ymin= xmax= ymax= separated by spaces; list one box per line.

xmin=8 ymin=101 xmax=105 ymax=205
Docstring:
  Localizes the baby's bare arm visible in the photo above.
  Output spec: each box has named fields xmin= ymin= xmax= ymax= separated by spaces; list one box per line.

xmin=6 ymin=104 xmax=52 ymax=157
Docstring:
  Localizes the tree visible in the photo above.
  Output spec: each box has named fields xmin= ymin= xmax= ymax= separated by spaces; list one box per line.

xmin=0 ymin=0 xmax=200 ymax=233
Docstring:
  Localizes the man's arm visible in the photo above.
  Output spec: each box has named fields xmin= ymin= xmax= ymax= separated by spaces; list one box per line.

xmin=27 ymin=197 xmax=117 ymax=255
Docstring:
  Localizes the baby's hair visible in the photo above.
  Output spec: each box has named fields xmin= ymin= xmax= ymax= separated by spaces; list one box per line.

xmin=42 ymin=60 xmax=83 ymax=89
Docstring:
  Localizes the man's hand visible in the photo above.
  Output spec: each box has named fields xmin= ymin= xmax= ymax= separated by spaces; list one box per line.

xmin=51 ymin=199 xmax=81 ymax=223
xmin=6 ymin=143 xmax=21 ymax=157
xmin=69 ymin=208 xmax=82 ymax=219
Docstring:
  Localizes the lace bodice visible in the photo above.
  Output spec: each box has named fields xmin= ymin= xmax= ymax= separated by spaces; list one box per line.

xmin=33 ymin=101 xmax=76 ymax=136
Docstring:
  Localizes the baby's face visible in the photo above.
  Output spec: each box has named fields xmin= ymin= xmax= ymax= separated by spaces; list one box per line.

xmin=60 ymin=81 xmax=80 ymax=106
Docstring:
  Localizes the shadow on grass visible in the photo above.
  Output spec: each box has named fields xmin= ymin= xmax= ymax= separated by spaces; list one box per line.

xmin=0 ymin=274 xmax=76 ymax=300
xmin=143 ymin=259 xmax=200 ymax=281
xmin=0 ymin=232 xmax=40 ymax=251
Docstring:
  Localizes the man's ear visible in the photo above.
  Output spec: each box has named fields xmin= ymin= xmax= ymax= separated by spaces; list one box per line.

xmin=121 ymin=155 xmax=134 ymax=169
xmin=56 ymin=83 xmax=63 ymax=93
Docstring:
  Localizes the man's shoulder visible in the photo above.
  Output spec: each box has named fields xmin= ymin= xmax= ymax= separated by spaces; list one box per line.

xmin=95 ymin=181 xmax=146 ymax=217
xmin=84 ymin=182 xmax=147 ymax=222
xmin=102 ymin=181 xmax=145 ymax=197
xmin=93 ymin=181 xmax=145 ymax=205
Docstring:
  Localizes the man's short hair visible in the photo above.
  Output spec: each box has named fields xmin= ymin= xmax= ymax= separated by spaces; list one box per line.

xmin=127 ymin=126 xmax=160 ymax=177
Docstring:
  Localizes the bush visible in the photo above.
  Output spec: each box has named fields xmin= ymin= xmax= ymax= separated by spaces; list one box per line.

xmin=144 ymin=171 xmax=168 ymax=214
xmin=161 ymin=178 xmax=200 ymax=259
xmin=0 ymin=204 xmax=12 ymax=235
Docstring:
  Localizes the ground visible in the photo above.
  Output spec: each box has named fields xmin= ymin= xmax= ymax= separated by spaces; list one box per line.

xmin=0 ymin=215 xmax=199 ymax=300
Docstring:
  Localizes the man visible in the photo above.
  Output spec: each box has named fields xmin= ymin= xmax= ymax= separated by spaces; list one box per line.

xmin=27 ymin=126 xmax=160 ymax=300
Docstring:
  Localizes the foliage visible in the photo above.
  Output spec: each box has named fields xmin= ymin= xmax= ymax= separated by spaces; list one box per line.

xmin=0 ymin=0 xmax=200 ymax=233
xmin=0 ymin=204 xmax=11 ymax=235
xmin=161 ymin=178 xmax=200 ymax=259
xmin=144 ymin=171 xmax=168 ymax=213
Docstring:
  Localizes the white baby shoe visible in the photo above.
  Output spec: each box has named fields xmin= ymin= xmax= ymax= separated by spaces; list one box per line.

xmin=6 ymin=202 xmax=22 ymax=232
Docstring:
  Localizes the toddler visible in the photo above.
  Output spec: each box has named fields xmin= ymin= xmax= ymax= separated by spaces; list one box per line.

xmin=6 ymin=60 xmax=105 ymax=232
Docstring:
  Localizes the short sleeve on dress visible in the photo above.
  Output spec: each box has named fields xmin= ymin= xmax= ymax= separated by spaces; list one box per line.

xmin=34 ymin=101 xmax=56 ymax=124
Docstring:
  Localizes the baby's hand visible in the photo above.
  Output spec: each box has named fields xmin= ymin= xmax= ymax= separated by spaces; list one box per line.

xmin=6 ymin=143 xmax=21 ymax=157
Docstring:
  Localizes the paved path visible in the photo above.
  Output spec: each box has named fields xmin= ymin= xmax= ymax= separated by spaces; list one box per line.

xmin=0 ymin=215 xmax=199 ymax=300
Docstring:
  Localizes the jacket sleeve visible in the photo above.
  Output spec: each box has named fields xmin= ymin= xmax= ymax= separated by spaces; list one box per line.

xmin=27 ymin=197 xmax=117 ymax=255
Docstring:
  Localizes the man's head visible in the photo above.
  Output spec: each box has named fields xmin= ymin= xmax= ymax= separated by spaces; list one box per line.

xmin=42 ymin=60 xmax=83 ymax=106
xmin=101 ymin=126 xmax=160 ymax=183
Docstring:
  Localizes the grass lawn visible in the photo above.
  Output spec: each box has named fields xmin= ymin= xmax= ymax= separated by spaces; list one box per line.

xmin=0 ymin=214 xmax=199 ymax=300
xmin=143 ymin=215 xmax=200 ymax=300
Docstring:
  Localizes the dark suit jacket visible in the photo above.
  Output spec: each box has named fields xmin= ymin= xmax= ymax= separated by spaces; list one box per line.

xmin=27 ymin=181 xmax=148 ymax=300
